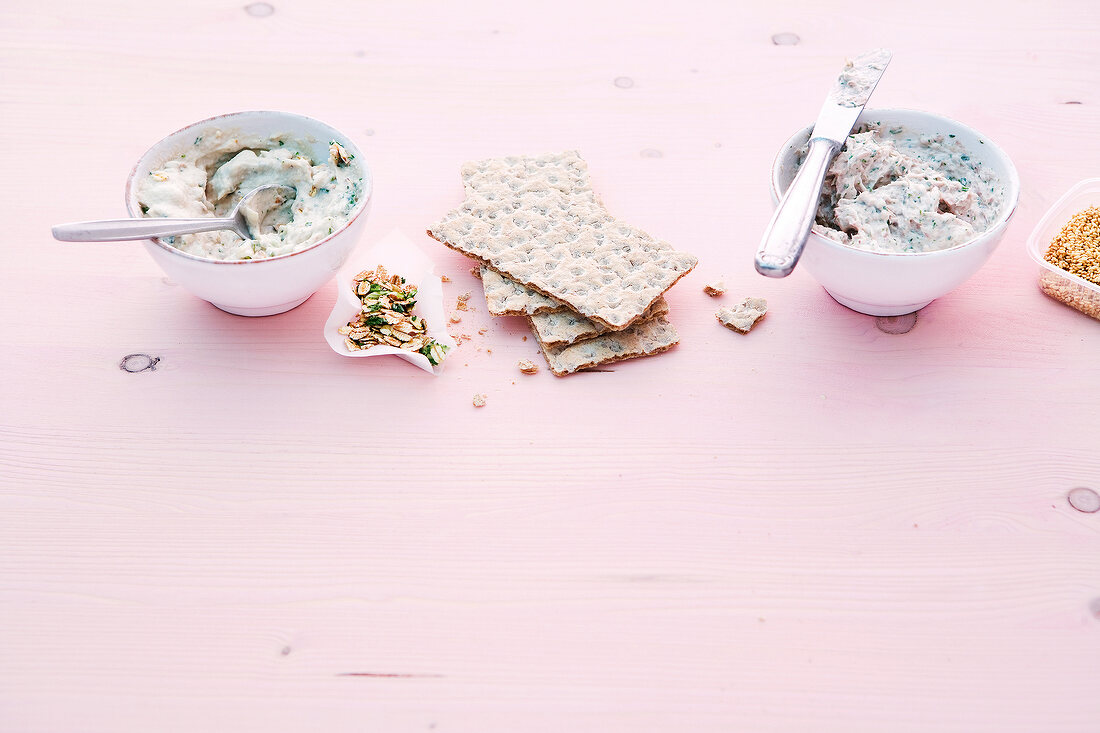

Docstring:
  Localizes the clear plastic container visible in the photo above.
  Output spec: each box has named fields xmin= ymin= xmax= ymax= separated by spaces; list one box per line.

xmin=1026 ymin=178 xmax=1100 ymax=321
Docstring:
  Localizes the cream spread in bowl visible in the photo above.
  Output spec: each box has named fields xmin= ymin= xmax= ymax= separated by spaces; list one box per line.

xmin=805 ymin=123 xmax=1006 ymax=254
xmin=135 ymin=129 xmax=363 ymax=260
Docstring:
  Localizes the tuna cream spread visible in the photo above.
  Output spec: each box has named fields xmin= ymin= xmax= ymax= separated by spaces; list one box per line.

xmin=806 ymin=123 xmax=1005 ymax=253
xmin=136 ymin=130 xmax=363 ymax=260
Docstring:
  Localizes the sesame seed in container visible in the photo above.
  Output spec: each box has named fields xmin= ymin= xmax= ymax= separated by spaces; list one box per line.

xmin=1044 ymin=207 xmax=1100 ymax=286
xmin=1027 ymin=179 xmax=1100 ymax=322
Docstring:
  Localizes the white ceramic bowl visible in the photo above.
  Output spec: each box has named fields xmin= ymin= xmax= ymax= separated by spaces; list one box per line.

xmin=125 ymin=111 xmax=372 ymax=316
xmin=770 ymin=108 xmax=1020 ymax=316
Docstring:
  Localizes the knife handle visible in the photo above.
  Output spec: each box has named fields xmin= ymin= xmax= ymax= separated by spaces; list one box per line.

xmin=755 ymin=137 xmax=841 ymax=278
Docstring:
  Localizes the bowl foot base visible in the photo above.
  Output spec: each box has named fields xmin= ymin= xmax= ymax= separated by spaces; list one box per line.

xmin=211 ymin=295 xmax=312 ymax=317
xmin=824 ymin=289 xmax=930 ymax=317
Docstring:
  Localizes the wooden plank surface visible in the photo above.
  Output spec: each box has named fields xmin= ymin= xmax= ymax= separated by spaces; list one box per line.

xmin=2 ymin=1 xmax=1099 ymax=731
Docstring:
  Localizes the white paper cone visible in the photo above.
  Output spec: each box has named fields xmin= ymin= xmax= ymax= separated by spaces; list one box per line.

xmin=323 ymin=230 xmax=457 ymax=375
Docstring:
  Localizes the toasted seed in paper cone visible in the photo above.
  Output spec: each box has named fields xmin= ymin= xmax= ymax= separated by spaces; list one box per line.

xmin=323 ymin=230 xmax=456 ymax=375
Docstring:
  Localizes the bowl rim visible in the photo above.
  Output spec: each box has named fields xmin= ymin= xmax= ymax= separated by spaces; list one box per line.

xmin=124 ymin=110 xmax=372 ymax=267
xmin=769 ymin=107 xmax=1021 ymax=260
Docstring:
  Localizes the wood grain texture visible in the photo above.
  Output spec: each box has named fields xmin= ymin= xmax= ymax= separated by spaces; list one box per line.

xmin=2 ymin=1 xmax=1100 ymax=731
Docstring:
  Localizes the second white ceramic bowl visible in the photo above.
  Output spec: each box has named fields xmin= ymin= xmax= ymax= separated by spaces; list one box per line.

xmin=770 ymin=108 xmax=1020 ymax=316
xmin=125 ymin=111 xmax=372 ymax=316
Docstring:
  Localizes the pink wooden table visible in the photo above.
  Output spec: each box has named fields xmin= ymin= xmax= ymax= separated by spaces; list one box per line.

xmin=3 ymin=1 xmax=1099 ymax=731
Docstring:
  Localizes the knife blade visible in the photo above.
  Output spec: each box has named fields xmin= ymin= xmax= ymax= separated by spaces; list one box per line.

xmin=754 ymin=49 xmax=892 ymax=278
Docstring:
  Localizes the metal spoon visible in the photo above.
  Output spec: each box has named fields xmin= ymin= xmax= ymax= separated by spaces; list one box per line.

xmin=52 ymin=184 xmax=297 ymax=242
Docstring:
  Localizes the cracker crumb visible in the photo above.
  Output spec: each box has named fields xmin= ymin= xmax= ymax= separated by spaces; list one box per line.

xmin=716 ymin=297 xmax=767 ymax=333
xmin=449 ymin=314 xmax=462 ymax=324
xmin=522 ymin=336 xmax=527 ymax=341
xmin=472 ymin=393 xmax=487 ymax=408
xmin=486 ymin=348 xmax=492 ymax=355
xmin=471 ymin=266 xmax=482 ymax=279
xmin=457 ymin=292 xmax=471 ymax=302
xmin=703 ymin=278 xmax=727 ymax=297
xmin=517 ymin=359 xmax=539 ymax=374
xmin=441 ymin=274 xmax=451 ymax=283
xmin=478 ymin=328 xmax=488 ymax=335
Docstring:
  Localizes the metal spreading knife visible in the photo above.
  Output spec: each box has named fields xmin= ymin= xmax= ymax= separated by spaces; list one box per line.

xmin=754 ymin=49 xmax=892 ymax=277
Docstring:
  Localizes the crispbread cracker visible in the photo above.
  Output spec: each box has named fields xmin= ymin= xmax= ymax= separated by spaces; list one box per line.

xmin=532 ymin=314 xmax=680 ymax=376
xmin=716 ymin=297 xmax=767 ymax=333
xmin=530 ymin=297 xmax=669 ymax=348
xmin=428 ymin=151 xmax=697 ymax=330
xmin=480 ymin=266 xmax=564 ymax=316
xmin=460 ymin=151 xmax=602 ymax=207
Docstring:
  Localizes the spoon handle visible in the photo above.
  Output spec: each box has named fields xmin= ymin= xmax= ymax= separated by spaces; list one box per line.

xmin=754 ymin=137 xmax=841 ymax=278
xmin=52 ymin=217 xmax=239 ymax=242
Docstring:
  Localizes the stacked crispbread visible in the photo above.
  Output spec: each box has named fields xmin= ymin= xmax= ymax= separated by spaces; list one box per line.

xmin=427 ymin=151 xmax=696 ymax=375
